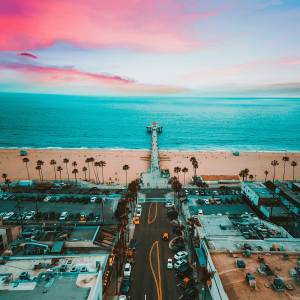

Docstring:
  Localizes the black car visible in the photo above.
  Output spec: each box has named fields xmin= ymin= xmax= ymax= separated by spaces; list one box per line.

xmin=61 ymin=196 xmax=67 ymax=202
xmin=237 ymin=198 xmax=243 ymax=204
xmin=67 ymin=197 xmax=73 ymax=203
xmin=129 ymin=239 xmax=136 ymax=250
xmin=36 ymin=212 xmax=42 ymax=219
xmin=221 ymin=198 xmax=227 ymax=204
xmin=84 ymin=197 xmax=89 ymax=204
xmin=231 ymin=198 xmax=237 ymax=204
xmin=73 ymin=197 xmax=78 ymax=203
xmin=120 ymin=277 xmax=130 ymax=294
xmin=54 ymin=213 xmax=61 ymax=220
xmin=48 ymin=211 xmax=55 ymax=220
xmin=96 ymin=197 xmax=102 ymax=203
xmin=173 ymin=243 xmax=185 ymax=253
xmin=41 ymin=212 xmax=49 ymax=220
xmin=87 ymin=213 xmax=94 ymax=221
xmin=226 ymin=198 xmax=232 ymax=204
xmin=197 ymin=199 xmax=204 ymax=205
xmin=184 ymin=287 xmax=198 ymax=300
xmin=67 ymin=213 xmax=74 ymax=221
xmin=75 ymin=213 xmax=81 ymax=220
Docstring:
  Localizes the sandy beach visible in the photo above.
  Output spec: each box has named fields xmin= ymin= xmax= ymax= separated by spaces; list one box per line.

xmin=0 ymin=149 xmax=299 ymax=184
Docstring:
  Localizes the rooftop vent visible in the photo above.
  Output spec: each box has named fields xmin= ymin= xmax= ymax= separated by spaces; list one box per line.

xmin=19 ymin=272 xmax=30 ymax=280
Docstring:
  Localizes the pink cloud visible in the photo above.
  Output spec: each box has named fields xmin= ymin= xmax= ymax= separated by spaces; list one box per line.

xmin=279 ymin=58 xmax=300 ymax=66
xmin=183 ymin=61 xmax=267 ymax=81
xmin=18 ymin=53 xmax=37 ymax=59
xmin=0 ymin=0 xmax=226 ymax=52
xmin=0 ymin=63 xmax=135 ymax=85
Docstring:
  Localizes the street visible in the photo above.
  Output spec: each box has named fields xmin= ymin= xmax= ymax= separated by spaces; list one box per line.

xmin=127 ymin=202 xmax=185 ymax=300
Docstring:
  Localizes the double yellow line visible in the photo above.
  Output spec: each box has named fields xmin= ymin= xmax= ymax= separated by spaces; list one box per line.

xmin=148 ymin=201 xmax=157 ymax=224
xmin=149 ymin=241 xmax=162 ymax=300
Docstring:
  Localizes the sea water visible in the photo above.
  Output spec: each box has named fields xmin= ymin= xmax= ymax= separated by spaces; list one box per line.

xmin=0 ymin=93 xmax=299 ymax=152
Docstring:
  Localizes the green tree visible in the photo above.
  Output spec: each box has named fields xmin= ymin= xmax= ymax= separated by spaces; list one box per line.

xmin=282 ymin=156 xmax=290 ymax=181
xmin=82 ymin=166 xmax=87 ymax=181
xmin=72 ymin=168 xmax=78 ymax=183
xmin=85 ymin=158 xmax=91 ymax=181
xmin=244 ymin=168 xmax=249 ymax=181
xmin=50 ymin=159 xmax=57 ymax=181
xmin=5 ymin=179 xmax=11 ymax=191
xmin=128 ymin=179 xmax=141 ymax=205
xmin=239 ymin=170 xmax=246 ymax=181
xmin=174 ymin=166 xmax=181 ymax=182
xmin=264 ymin=170 xmax=269 ymax=182
xmin=35 ymin=166 xmax=41 ymax=180
xmin=271 ymin=160 xmax=279 ymax=182
xmin=182 ymin=167 xmax=188 ymax=187
xmin=202 ymin=182 xmax=209 ymax=193
xmin=171 ymin=176 xmax=182 ymax=211
xmin=249 ymin=174 xmax=254 ymax=181
xmin=123 ymin=164 xmax=130 ymax=186
xmin=99 ymin=160 xmax=106 ymax=184
xmin=196 ymin=180 xmax=203 ymax=193
xmin=71 ymin=161 xmax=77 ymax=169
xmin=37 ymin=160 xmax=44 ymax=181
xmin=63 ymin=158 xmax=69 ymax=181
xmin=89 ymin=157 xmax=97 ymax=183
xmin=94 ymin=161 xmax=100 ymax=184
xmin=22 ymin=157 xmax=30 ymax=180
xmin=57 ymin=166 xmax=63 ymax=182
xmin=291 ymin=161 xmax=297 ymax=182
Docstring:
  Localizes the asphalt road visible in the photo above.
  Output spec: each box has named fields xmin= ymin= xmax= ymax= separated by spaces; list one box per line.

xmin=127 ymin=202 xmax=186 ymax=300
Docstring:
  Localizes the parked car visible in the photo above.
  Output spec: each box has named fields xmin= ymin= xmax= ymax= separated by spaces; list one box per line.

xmin=120 ymin=277 xmax=130 ymax=294
xmin=25 ymin=211 xmax=36 ymax=220
xmin=226 ymin=198 xmax=232 ymax=204
xmin=209 ymin=198 xmax=215 ymax=204
xmin=197 ymin=199 xmax=204 ymax=205
xmin=204 ymin=199 xmax=210 ymax=205
xmin=174 ymin=259 xmax=188 ymax=269
xmin=75 ymin=213 xmax=81 ymax=220
xmin=129 ymin=239 xmax=136 ymax=250
xmin=180 ymin=277 xmax=195 ymax=289
xmin=18 ymin=212 xmax=28 ymax=220
xmin=73 ymin=197 xmax=78 ymax=203
xmin=238 ymin=198 xmax=244 ymax=204
xmin=80 ymin=214 xmax=86 ymax=221
xmin=136 ymin=209 xmax=142 ymax=217
xmin=167 ymin=259 xmax=173 ymax=269
xmin=59 ymin=212 xmax=68 ymax=220
xmin=90 ymin=197 xmax=97 ymax=203
xmin=87 ymin=213 xmax=94 ymax=221
xmin=174 ymin=251 xmax=188 ymax=261
xmin=197 ymin=209 xmax=203 ymax=215
xmin=124 ymin=263 xmax=131 ymax=277
xmin=96 ymin=198 xmax=102 ymax=203
xmin=173 ymin=243 xmax=185 ymax=253
xmin=134 ymin=217 xmax=140 ymax=224
xmin=231 ymin=198 xmax=237 ymax=204
xmin=67 ymin=213 xmax=74 ymax=221
xmin=48 ymin=211 xmax=55 ymax=220
xmin=49 ymin=197 xmax=56 ymax=202
xmin=94 ymin=213 xmax=100 ymax=221
xmin=44 ymin=196 xmax=51 ymax=202
xmin=165 ymin=202 xmax=174 ymax=208
xmin=54 ymin=213 xmax=61 ymax=220
xmin=2 ymin=212 xmax=14 ymax=220
xmin=195 ymin=190 xmax=199 ymax=196
xmin=184 ymin=287 xmax=198 ymax=300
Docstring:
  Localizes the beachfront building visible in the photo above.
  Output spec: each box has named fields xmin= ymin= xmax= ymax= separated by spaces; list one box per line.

xmin=139 ymin=123 xmax=171 ymax=188
xmin=200 ymin=175 xmax=239 ymax=184
xmin=0 ymin=225 xmax=21 ymax=255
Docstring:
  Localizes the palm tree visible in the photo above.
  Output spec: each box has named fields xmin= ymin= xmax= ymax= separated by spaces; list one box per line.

xmin=37 ymin=160 xmax=44 ymax=181
xmin=174 ymin=166 xmax=181 ymax=182
xmin=72 ymin=161 xmax=77 ymax=168
xmin=2 ymin=173 xmax=8 ymax=183
xmin=123 ymin=164 xmax=130 ymax=186
xmin=99 ymin=161 xmax=106 ymax=184
xmin=196 ymin=180 xmax=203 ymax=193
xmin=171 ymin=176 xmax=182 ymax=210
xmin=63 ymin=158 xmax=69 ymax=181
xmin=239 ymin=170 xmax=246 ymax=181
xmin=182 ymin=167 xmax=188 ymax=187
xmin=291 ymin=161 xmax=297 ymax=182
xmin=190 ymin=157 xmax=198 ymax=183
xmin=35 ymin=165 xmax=41 ymax=180
xmin=128 ymin=179 xmax=141 ymax=205
xmin=89 ymin=157 xmax=97 ymax=183
xmin=202 ymin=182 xmax=209 ymax=193
xmin=50 ymin=159 xmax=57 ymax=181
xmin=22 ymin=157 xmax=30 ymax=179
xmin=85 ymin=158 xmax=91 ymax=181
xmin=271 ymin=160 xmax=279 ymax=182
xmin=249 ymin=174 xmax=254 ymax=181
xmin=244 ymin=168 xmax=249 ymax=181
xmin=282 ymin=156 xmax=290 ymax=181
xmin=72 ymin=168 xmax=78 ymax=183
xmin=94 ymin=161 xmax=100 ymax=184
xmin=82 ymin=166 xmax=87 ymax=181
xmin=264 ymin=170 xmax=269 ymax=182
xmin=57 ymin=166 xmax=63 ymax=182
xmin=5 ymin=179 xmax=11 ymax=191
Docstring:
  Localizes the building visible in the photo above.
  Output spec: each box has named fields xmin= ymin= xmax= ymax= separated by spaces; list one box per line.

xmin=241 ymin=181 xmax=275 ymax=206
xmin=200 ymin=175 xmax=239 ymax=185
xmin=0 ymin=225 xmax=21 ymax=255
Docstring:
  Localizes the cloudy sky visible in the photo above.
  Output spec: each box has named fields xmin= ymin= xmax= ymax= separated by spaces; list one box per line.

xmin=0 ymin=0 xmax=300 ymax=96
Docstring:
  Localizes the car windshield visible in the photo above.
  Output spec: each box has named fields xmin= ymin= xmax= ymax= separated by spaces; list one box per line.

xmin=125 ymin=267 xmax=129 ymax=271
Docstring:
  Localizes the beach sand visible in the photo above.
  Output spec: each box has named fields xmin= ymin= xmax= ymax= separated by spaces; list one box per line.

xmin=0 ymin=149 xmax=299 ymax=184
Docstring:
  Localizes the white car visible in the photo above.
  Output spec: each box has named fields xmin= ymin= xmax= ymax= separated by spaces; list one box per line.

xmin=198 ymin=209 xmax=203 ymax=215
xmin=124 ymin=263 xmax=131 ymax=277
xmin=136 ymin=209 xmax=142 ymax=217
xmin=165 ymin=202 xmax=174 ymax=208
xmin=195 ymin=190 xmax=199 ymax=195
xmin=137 ymin=204 xmax=142 ymax=211
xmin=118 ymin=296 xmax=127 ymax=300
xmin=18 ymin=212 xmax=27 ymax=220
xmin=213 ymin=190 xmax=219 ymax=195
xmin=44 ymin=196 xmax=51 ymax=202
xmin=90 ymin=197 xmax=97 ymax=203
xmin=167 ymin=259 xmax=173 ymax=269
xmin=174 ymin=251 xmax=188 ymax=261
xmin=185 ymin=190 xmax=189 ymax=195
xmin=3 ymin=212 xmax=14 ymax=220
xmin=217 ymin=213 xmax=222 ymax=216
xmin=0 ymin=212 xmax=7 ymax=217
xmin=174 ymin=259 xmax=188 ymax=269
xmin=204 ymin=199 xmax=210 ymax=205
xmin=25 ymin=211 xmax=36 ymax=220
xmin=59 ymin=212 xmax=68 ymax=220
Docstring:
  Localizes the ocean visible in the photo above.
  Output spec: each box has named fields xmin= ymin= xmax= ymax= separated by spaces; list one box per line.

xmin=0 ymin=93 xmax=299 ymax=152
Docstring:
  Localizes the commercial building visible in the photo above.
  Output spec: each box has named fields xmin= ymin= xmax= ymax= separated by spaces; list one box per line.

xmin=200 ymin=175 xmax=239 ymax=184
xmin=0 ymin=225 xmax=21 ymax=255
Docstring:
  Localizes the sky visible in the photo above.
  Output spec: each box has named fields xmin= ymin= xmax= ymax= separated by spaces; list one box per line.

xmin=0 ymin=0 xmax=300 ymax=96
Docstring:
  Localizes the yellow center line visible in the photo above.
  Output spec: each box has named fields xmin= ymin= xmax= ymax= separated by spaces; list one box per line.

xmin=148 ymin=201 xmax=157 ymax=224
xmin=149 ymin=241 xmax=162 ymax=300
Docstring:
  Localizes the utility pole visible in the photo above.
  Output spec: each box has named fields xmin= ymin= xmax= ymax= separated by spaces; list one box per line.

xmin=14 ymin=200 xmax=24 ymax=232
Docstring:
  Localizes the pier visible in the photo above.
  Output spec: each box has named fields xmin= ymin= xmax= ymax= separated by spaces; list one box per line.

xmin=139 ymin=123 xmax=171 ymax=188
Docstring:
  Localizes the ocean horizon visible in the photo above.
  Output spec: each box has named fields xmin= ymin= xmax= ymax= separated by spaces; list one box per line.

xmin=1 ymin=93 xmax=300 ymax=152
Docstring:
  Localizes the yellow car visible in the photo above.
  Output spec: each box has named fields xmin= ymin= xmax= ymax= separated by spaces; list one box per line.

xmin=209 ymin=198 xmax=215 ymax=204
xmin=134 ymin=217 xmax=140 ymax=224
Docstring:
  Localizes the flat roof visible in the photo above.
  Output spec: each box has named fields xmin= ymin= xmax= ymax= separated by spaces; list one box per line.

xmin=201 ymin=175 xmax=239 ymax=181
xmin=261 ymin=206 xmax=288 ymax=217
xmin=211 ymin=252 xmax=300 ymax=300
xmin=243 ymin=182 xmax=273 ymax=198
xmin=277 ymin=183 xmax=300 ymax=205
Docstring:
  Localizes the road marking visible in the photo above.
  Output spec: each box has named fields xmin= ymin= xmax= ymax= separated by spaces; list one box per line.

xmin=179 ymin=295 xmax=183 ymax=299
xmin=148 ymin=201 xmax=157 ymax=224
xmin=177 ymin=283 xmax=181 ymax=286
xmin=149 ymin=241 xmax=162 ymax=300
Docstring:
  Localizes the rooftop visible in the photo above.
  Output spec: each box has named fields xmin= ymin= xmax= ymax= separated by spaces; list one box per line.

xmin=277 ymin=183 xmax=300 ymax=205
xmin=243 ymin=182 xmax=273 ymax=198
xmin=211 ymin=252 xmax=300 ymax=300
